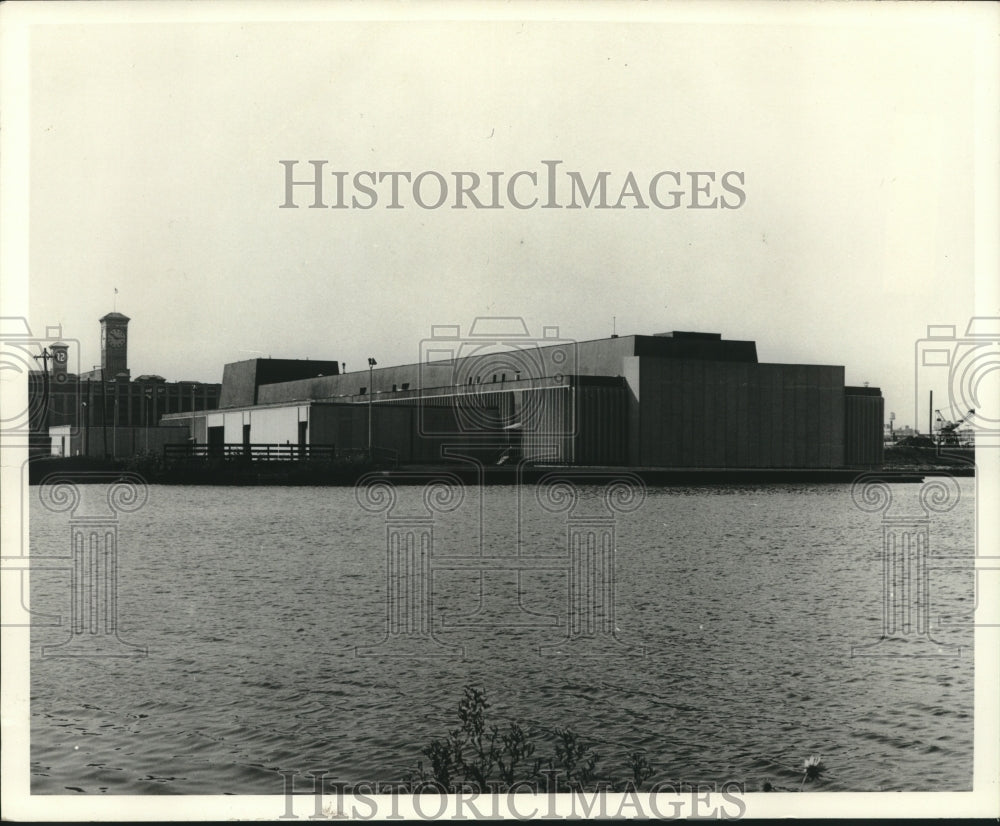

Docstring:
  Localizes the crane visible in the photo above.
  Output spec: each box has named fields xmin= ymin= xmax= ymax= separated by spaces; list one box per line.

xmin=935 ymin=408 xmax=974 ymax=445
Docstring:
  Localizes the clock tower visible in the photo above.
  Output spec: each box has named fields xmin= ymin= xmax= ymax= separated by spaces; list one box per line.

xmin=100 ymin=312 xmax=130 ymax=379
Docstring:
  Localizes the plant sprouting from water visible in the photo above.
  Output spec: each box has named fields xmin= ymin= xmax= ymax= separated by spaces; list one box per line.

xmin=626 ymin=751 xmax=655 ymax=787
xmin=800 ymin=754 xmax=824 ymax=788
xmin=417 ymin=684 xmax=657 ymax=792
xmin=552 ymin=727 xmax=599 ymax=786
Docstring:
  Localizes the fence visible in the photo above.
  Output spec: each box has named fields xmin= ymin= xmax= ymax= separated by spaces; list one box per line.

xmin=163 ymin=443 xmax=399 ymax=466
xmin=163 ymin=443 xmax=337 ymax=463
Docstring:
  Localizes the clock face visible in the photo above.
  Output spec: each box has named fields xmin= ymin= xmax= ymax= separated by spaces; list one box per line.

xmin=108 ymin=328 xmax=126 ymax=348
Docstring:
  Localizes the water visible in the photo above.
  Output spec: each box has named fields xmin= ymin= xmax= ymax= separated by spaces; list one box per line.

xmin=29 ymin=479 xmax=975 ymax=794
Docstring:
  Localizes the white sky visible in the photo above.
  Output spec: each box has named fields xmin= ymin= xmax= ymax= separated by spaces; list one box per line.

xmin=9 ymin=1 xmax=998 ymax=430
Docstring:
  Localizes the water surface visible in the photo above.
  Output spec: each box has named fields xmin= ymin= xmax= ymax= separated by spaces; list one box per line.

xmin=30 ymin=480 xmax=974 ymax=794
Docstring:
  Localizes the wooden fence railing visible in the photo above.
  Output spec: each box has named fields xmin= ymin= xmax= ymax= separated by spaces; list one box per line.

xmin=163 ymin=443 xmax=336 ymax=463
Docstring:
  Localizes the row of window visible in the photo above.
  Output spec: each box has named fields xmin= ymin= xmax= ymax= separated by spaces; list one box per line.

xmin=358 ymin=374 xmax=521 ymax=394
xmin=34 ymin=385 xmax=221 ymax=428
xmin=359 ymin=382 xmax=411 ymax=395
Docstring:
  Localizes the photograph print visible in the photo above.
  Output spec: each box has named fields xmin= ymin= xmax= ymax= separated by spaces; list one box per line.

xmin=1 ymin=1 xmax=998 ymax=821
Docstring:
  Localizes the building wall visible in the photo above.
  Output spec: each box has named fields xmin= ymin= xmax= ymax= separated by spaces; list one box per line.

xmin=352 ymin=398 xmax=516 ymax=464
xmin=248 ymin=356 xmax=873 ymax=470
xmin=633 ymin=333 xmax=758 ymax=364
xmin=50 ymin=426 xmax=72 ymax=457
xmin=159 ymin=333 xmax=884 ymax=470
xmin=219 ymin=359 xmax=341 ymax=408
xmin=49 ymin=424 xmax=190 ymax=458
xmin=515 ymin=385 xmax=572 ymax=463
xmin=635 ymin=359 xmax=846 ymax=468
xmin=171 ymin=402 xmax=495 ymax=464
xmin=310 ymin=404 xmax=442 ymax=462
xmin=572 ymin=380 xmax=628 ymax=465
xmin=254 ymin=337 xmax=633 ymax=406
xmin=844 ymin=388 xmax=884 ymax=468
xmin=252 ymin=333 xmax=757 ymax=407
xmin=218 ymin=361 xmax=261 ymax=408
xmin=203 ymin=404 xmax=311 ymax=445
xmin=29 ymin=373 xmax=221 ymax=457
xmin=248 ymin=405 xmax=309 ymax=444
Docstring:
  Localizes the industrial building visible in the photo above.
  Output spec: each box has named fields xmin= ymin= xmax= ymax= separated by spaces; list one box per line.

xmin=33 ymin=312 xmax=221 ymax=458
xmin=162 ymin=322 xmax=884 ymax=470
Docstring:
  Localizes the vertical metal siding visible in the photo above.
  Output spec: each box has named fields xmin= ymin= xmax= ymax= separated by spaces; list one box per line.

xmin=844 ymin=393 xmax=884 ymax=467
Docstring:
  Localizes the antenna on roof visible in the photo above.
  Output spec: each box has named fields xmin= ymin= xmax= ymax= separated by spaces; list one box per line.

xmin=611 ymin=315 xmax=619 ymax=339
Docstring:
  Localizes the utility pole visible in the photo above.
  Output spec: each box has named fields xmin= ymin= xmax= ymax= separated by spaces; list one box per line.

xmin=929 ymin=390 xmax=934 ymax=448
xmin=367 ymin=357 xmax=377 ymax=458
xmin=113 ymin=380 xmax=119 ymax=458
xmin=32 ymin=348 xmax=52 ymax=455
xmin=98 ymin=367 xmax=109 ymax=459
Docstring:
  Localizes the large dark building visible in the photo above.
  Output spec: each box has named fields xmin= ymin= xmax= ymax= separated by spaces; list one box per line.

xmin=163 ymin=323 xmax=884 ymax=469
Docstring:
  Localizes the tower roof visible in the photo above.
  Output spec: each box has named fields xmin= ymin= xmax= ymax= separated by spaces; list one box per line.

xmin=100 ymin=312 xmax=130 ymax=322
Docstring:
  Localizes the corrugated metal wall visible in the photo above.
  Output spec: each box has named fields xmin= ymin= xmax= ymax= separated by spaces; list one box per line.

xmin=519 ymin=385 xmax=573 ymax=463
xmin=226 ymin=366 xmax=882 ymax=470
xmin=572 ymin=381 xmax=628 ymax=465
xmin=379 ymin=382 xmax=580 ymax=464
xmin=844 ymin=392 xmax=884 ymax=468
xmin=372 ymin=380 xmax=628 ymax=466
xmin=311 ymin=403 xmax=503 ymax=464
xmin=637 ymin=360 xmax=847 ymax=468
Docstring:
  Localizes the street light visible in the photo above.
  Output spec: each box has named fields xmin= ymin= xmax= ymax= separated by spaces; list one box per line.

xmin=145 ymin=391 xmax=152 ymax=453
xmin=367 ymin=357 xmax=377 ymax=458
xmin=81 ymin=402 xmax=88 ymax=457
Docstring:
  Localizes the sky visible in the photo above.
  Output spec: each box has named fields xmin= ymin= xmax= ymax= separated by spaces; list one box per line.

xmin=9 ymin=1 xmax=998 ymax=431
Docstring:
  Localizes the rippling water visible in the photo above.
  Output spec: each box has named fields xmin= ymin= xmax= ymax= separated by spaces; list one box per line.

xmin=30 ymin=479 xmax=974 ymax=794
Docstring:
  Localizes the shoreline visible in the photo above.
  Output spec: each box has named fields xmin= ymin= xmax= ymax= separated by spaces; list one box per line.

xmin=25 ymin=456 xmax=964 ymax=486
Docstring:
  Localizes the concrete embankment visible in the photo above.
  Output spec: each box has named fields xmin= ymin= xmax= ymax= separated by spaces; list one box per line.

xmin=882 ymin=446 xmax=976 ymax=477
xmin=26 ymin=455 xmax=941 ymax=486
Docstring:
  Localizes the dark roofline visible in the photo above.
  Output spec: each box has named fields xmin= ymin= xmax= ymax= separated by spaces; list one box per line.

xmin=312 ymin=332 xmax=757 ymax=378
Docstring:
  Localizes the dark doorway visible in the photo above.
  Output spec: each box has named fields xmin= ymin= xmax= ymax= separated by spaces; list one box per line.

xmin=298 ymin=421 xmax=308 ymax=459
xmin=207 ymin=426 xmax=224 ymax=459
